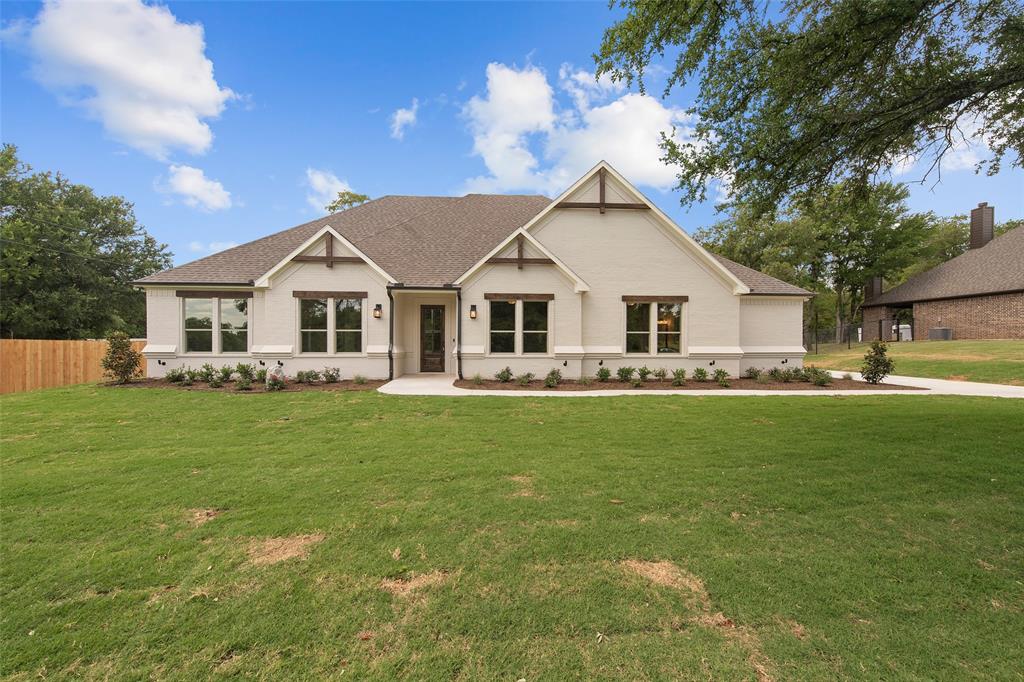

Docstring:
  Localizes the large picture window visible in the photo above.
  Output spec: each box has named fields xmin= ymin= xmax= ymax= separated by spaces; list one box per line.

xmin=300 ymin=299 xmax=328 ymax=353
xmin=624 ymin=299 xmax=684 ymax=355
xmin=335 ymin=298 xmax=362 ymax=353
xmin=220 ymin=299 xmax=249 ymax=352
xmin=522 ymin=301 xmax=548 ymax=354
xmin=184 ymin=298 xmax=214 ymax=352
xmin=489 ymin=301 xmax=516 ymax=353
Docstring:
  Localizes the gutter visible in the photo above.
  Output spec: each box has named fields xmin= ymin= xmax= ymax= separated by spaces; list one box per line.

xmin=456 ymin=288 xmax=464 ymax=380
xmin=387 ymin=287 xmax=395 ymax=380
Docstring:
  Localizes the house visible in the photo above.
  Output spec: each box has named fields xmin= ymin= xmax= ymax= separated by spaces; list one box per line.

xmin=135 ymin=162 xmax=811 ymax=380
xmin=863 ymin=203 xmax=1024 ymax=341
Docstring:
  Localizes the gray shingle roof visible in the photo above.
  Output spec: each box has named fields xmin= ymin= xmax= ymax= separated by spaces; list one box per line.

xmin=137 ymin=194 xmax=811 ymax=295
xmin=865 ymin=226 xmax=1024 ymax=307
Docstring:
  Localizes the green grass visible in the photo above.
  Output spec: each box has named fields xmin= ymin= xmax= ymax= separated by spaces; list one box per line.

xmin=3 ymin=386 xmax=1023 ymax=680
xmin=807 ymin=339 xmax=1024 ymax=385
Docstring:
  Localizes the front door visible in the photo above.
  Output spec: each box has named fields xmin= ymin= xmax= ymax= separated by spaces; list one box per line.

xmin=420 ymin=305 xmax=445 ymax=373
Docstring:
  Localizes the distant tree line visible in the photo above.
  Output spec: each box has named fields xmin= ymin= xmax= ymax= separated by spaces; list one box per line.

xmin=1 ymin=145 xmax=172 ymax=339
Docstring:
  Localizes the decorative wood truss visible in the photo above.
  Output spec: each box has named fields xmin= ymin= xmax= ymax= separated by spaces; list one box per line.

xmin=486 ymin=234 xmax=555 ymax=269
xmin=556 ymin=168 xmax=651 ymax=213
xmin=291 ymin=233 xmax=363 ymax=268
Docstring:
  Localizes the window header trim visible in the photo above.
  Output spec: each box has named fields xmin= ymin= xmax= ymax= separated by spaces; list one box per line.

xmin=483 ymin=293 xmax=554 ymax=301
xmin=177 ymin=290 xmax=253 ymax=299
xmin=292 ymin=290 xmax=368 ymax=299
xmin=621 ymin=295 xmax=688 ymax=303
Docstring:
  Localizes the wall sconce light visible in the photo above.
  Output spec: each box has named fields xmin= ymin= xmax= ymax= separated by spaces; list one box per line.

xmin=562 ymin=360 xmax=568 ymax=367
xmin=781 ymin=358 xmax=789 ymax=364
xmin=709 ymin=360 xmax=716 ymax=366
xmin=469 ymin=304 xmax=477 ymax=320
xmin=598 ymin=360 xmax=604 ymax=366
xmin=259 ymin=360 xmax=266 ymax=366
xmin=373 ymin=303 xmax=382 ymax=319
xmin=277 ymin=360 xmax=284 ymax=367
xmin=157 ymin=359 xmax=166 ymax=366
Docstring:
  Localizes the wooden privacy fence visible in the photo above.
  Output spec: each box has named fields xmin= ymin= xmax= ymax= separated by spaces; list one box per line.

xmin=0 ymin=339 xmax=146 ymax=395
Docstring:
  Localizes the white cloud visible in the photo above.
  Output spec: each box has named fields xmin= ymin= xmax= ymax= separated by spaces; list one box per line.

xmin=890 ymin=116 xmax=990 ymax=178
xmin=390 ymin=98 xmax=419 ymax=140
xmin=462 ymin=63 xmax=692 ymax=195
xmin=8 ymin=0 xmax=234 ymax=159
xmin=189 ymin=240 xmax=238 ymax=254
xmin=305 ymin=168 xmax=351 ymax=212
xmin=165 ymin=165 xmax=232 ymax=210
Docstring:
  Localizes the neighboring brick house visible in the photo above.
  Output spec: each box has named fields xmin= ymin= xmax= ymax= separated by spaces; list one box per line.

xmin=863 ymin=203 xmax=1024 ymax=341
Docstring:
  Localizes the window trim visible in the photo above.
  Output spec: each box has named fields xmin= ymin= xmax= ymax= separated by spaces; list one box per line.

xmin=181 ymin=295 xmax=252 ymax=355
xmin=622 ymin=299 xmax=686 ymax=357
xmin=295 ymin=295 xmax=367 ymax=355
xmin=485 ymin=296 xmax=553 ymax=356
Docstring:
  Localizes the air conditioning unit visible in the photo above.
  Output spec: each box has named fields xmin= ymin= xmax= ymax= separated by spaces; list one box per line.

xmin=928 ymin=327 xmax=953 ymax=341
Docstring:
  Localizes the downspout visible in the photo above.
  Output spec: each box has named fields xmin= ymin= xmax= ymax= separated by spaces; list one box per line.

xmin=387 ymin=287 xmax=395 ymax=380
xmin=456 ymin=289 xmax=464 ymax=380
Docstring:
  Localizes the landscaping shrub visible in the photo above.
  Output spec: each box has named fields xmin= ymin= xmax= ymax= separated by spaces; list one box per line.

xmin=579 ymin=375 xmax=594 ymax=386
xmin=185 ymin=368 xmax=201 ymax=384
xmin=100 ymin=331 xmax=141 ymax=384
xmin=544 ymin=368 xmax=562 ymax=388
xmin=755 ymin=373 xmax=772 ymax=385
xmin=266 ymin=366 xmax=286 ymax=390
xmin=207 ymin=375 xmax=223 ymax=388
xmin=181 ymin=374 xmax=193 ymax=386
xmin=165 ymin=367 xmax=185 ymax=383
xmin=768 ymin=367 xmax=784 ymax=381
xmin=616 ymin=367 xmax=635 ymax=382
xmin=235 ymin=363 xmax=255 ymax=382
xmin=471 ymin=373 xmax=484 ymax=385
xmin=294 ymin=370 xmax=308 ymax=384
xmin=842 ymin=372 xmax=853 ymax=380
xmin=353 ymin=374 xmax=367 ymax=385
xmin=495 ymin=366 xmax=513 ymax=383
xmin=218 ymin=365 xmax=234 ymax=382
xmin=743 ymin=367 xmax=762 ymax=380
xmin=516 ymin=372 xmax=535 ymax=386
xmin=322 ymin=367 xmax=340 ymax=383
xmin=637 ymin=366 xmax=652 ymax=382
xmin=256 ymin=368 xmax=268 ymax=384
xmin=306 ymin=369 xmax=322 ymax=383
xmin=596 ymin=366 xmax=611 ymax=382
xmin=235 ymin=375 xmax=252 ymax=391
xmin=671 ymin=368 xmax=686 ymax=386
xmin=198 ymin=363 xmax=216 ymax=383
xmin=631 ymin=378 xmax=643 ymax=388
xmin=653 ymin=367 xmax=668 ymax=381
xmin=713 ymin=368 xmax=730 ymax=387
xmin=812 ymin=371 xmax=833 ymax=386
xmin=692 ymin=367 xmax=708 ymax=382
xmin=861 ymin=340 xmax=895 ymax=384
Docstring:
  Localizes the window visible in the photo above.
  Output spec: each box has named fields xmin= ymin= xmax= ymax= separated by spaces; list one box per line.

xmin=220 ymin=299 xmax=248 ymax=352
xmin=300 ymin=299 xmax=328 ymax=353
xmin=184 ymin=298 xmax=214 ymax=352
xmin=335 ymin=298 xmax=362 ymax=353
xmin=625 ymin=301 xmax=684 ymax=354
xmin=489 ymin=301 xmax=515 ymax=353
xmin=522 ymin=301 xmax=548 ymax=353
xmin=625 ymin=303 xmax=650 ymax=354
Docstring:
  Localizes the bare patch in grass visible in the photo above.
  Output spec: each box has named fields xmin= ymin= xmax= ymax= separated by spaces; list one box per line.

xmin=946 ymin=374 xmax=969 ymax=382
xmin=246 ymin=533 xmax=325 ymax=566
xmin=379 ymin=570 xmax=448 ymax=597
xmin=507 ymin=474 xmax=544 ymax=499
xmin=189 ymin=508 xmax=224 ymax=527
xmin=622 ymin=559 xmax=773 ymax=682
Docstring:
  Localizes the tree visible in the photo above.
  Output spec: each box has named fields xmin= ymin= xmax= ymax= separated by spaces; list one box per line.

xmin=0 ymin=145 xmax=172 ymax=339
xmin=596 ymin=0 xmax=1024 ymax=213
xmin=101 ymin=330 xmax=142 ymax=384
xmin=326 ymin=190 xmax=370 ymax=213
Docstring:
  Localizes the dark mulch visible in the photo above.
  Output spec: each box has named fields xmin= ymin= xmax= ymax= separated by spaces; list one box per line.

xmin=455 ymin=377 xmax=916 ymax=391
xmin=106 ymin=378 xmax=385 ymax=393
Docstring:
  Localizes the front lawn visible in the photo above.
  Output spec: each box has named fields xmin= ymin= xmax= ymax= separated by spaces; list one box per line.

xmin=806 ymin=339 xmax=1024 ymax=385
xmin=2 ymin=386 xmax=1022 ymax=679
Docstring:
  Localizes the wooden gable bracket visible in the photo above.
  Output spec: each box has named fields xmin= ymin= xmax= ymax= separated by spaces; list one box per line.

xmin=291 ymin=233 xmax=363 ymax=267
xmin=486 ymin=234 xmax=555 ymax=268
xmin=555 ymin=168 xmax=651 ymax=212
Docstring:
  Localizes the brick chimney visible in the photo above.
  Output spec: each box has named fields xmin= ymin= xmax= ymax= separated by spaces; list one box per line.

xmin=970 ymin=202 xmax=994 ymax=249
xmin=865 ymin=275 xmax=883 ymax=301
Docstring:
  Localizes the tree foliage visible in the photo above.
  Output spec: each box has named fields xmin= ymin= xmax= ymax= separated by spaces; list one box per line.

xmin=0 ymin=145 xmax=172 ymax=339
xmin=101 ymin=330 xmax=142 ymax=384
xmin=596 ymin=0 xmax=1024 ymax=212
xmin=326 ymin=190 xmax=370 ymax=213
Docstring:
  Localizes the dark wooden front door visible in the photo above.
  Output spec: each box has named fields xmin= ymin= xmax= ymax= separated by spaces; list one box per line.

xmin=420 ymin=305 xmax=445 ymax=372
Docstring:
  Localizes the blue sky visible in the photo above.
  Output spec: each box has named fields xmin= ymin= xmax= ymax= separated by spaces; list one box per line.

xmin=2 ymin=1 xmax=1021 ymax=266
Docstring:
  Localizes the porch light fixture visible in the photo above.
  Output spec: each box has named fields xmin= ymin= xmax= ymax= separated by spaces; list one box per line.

xmin=709 ymin=360 xmax=716 ymax=366
xmin=373 ymin=303 xmax=382 ymax=319
xmin=469 ymin=304 xmax=477 ymax=319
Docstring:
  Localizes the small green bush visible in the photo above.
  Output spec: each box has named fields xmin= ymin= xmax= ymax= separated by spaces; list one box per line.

xmin=596 ymin=366 xmax=611 ymax=382
xmin=353 ymin=374 xmax=367 ymax=385
xmin=322 ymin=367 xmax=340 ymax=383
xmin=495 ymin=366 xmax=513 ymax=383
xmin=616 ymin=367 xmax=635 ymax=382
xmin=579 ymin=375 xmax=594 ymax=386
xmin=637 ymin=366 xmax=652 ymax=382
xmin=631 ymin=378 xmax=643 ymax=389
xmin=516 ymin=372 xmax=535 ymax=386
xmin=306 ymin=369 xmax=322 ymax=383
xmin=653 ymin=367 xmax=668 ymax=381
xmin=768 ymin=367 xmax=784 ymax=381
xmin=255 ymin=368 xmax=268 ymax=383
xmin=207 ymin=375 xmax=223 ymax=389
xmin=101 ymin=331 xmax=142 ymax=384
xmin=692 ymin=367 xmax=708 ymax=382
xmin=165 ymin=367 xmax=185 ymax=383
xmin=266 ymin=374 xmax=285 ymax=391
xmin=181 ymin=373 xmax=194 ymax=386
xmin=235 ymin=363 xmax=256 ymax=382
xmin=861 ymin=341 xmax=895 ymax=384
xmin=235 ymin=375 xmax=252 ymax=391
xmin=185 ymin=368 xmax=202 ymax=383
xmin=755 ymin=373 xmax=772 ymax=385
xmin=218 ymin=365 xmax=234 ymax=382
xmin=198 ymin=363 xmax=216 ymax=383
xmin=294 ymin=370 xmax=308 ymax=384
xmin=812 ymin=372 xmax=833 ymax=386
xmin=471 ymin=373 xmax=484 ymax=385
xmin=713 ymin=368 xmax=730 ymax=386
xmin=544 ymin=368 xmax=562 ymax=388
xmin=743 ymin=367 xmax=762 ymax=380
xmin=842 ymin=372 xmax=853 ymax=380
xmin=671 ymin=368 xmax=686 ymax=386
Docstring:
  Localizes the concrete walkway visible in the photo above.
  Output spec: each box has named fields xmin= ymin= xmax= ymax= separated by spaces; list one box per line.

xmin=378 ymin=372 xmax=1024 ymax=398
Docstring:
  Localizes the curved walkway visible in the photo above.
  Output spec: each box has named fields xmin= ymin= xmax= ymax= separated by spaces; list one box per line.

xmin=378 ymin=372 xmax=1024 ymax=398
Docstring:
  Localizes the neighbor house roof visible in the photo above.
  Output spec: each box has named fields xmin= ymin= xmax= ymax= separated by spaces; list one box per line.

xmin=136 ymin=194 xmax=810 ymax=295
xmin=865 ymin=226 xmax=1024 ymax=307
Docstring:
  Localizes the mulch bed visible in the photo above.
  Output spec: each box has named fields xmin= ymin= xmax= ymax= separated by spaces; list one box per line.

xmin=455 ymin=377 xmax=916 ymax=391
xmin=107 ymin=378 xmax=384 ymax=393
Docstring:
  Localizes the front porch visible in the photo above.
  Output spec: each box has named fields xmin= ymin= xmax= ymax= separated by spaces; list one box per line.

xmin=389 ymin=286 xmax=461 ymax=378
